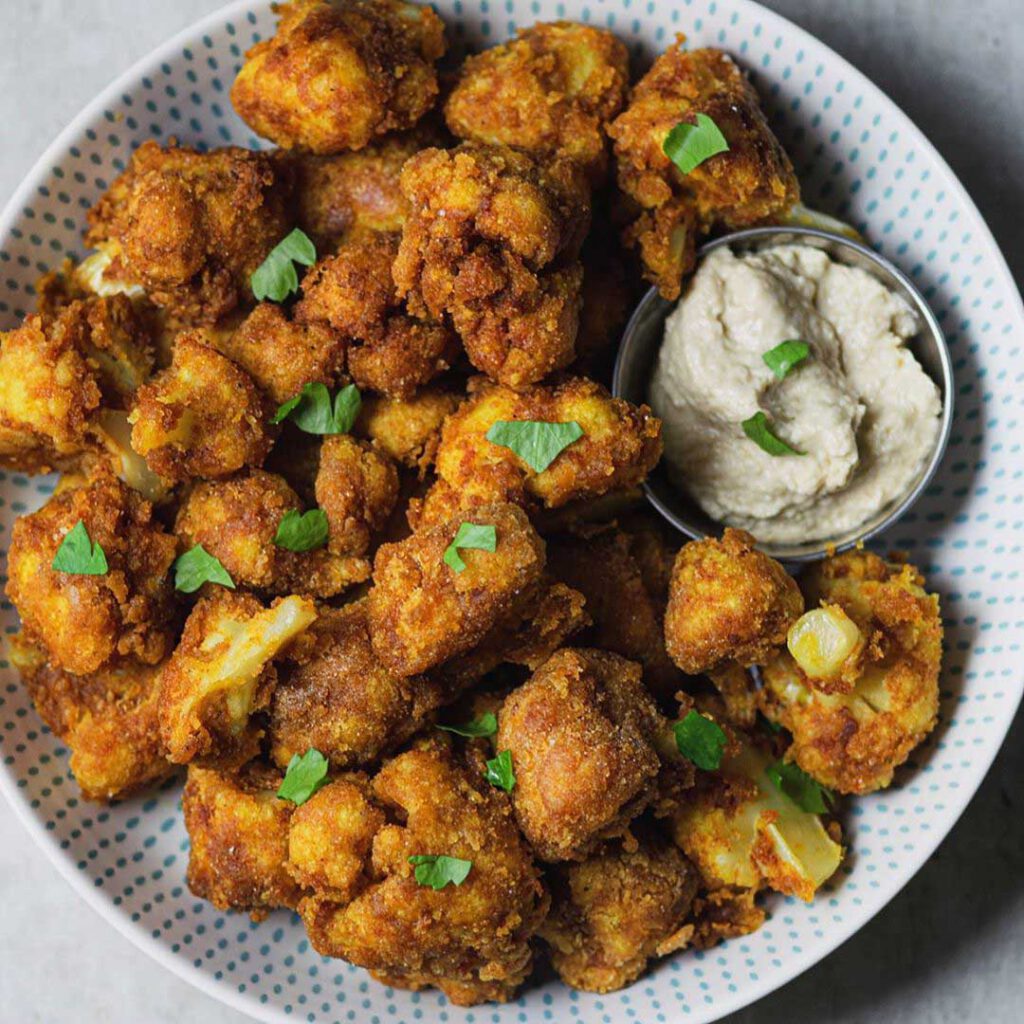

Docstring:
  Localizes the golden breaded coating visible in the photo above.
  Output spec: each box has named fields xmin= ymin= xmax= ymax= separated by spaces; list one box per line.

xmin=367 ymin=502 xmax=546 ymax=677
xmin=355 ymin=387 xmax=459 ymax=475
xmin=314 ymin=435 xmax=399 ymax=556
xmin=6 ymin=471 xmax=177 ymax=676
xmin=13 ymin=638 xmax=174 ymax=802
xmin=183 ymin=764 xmax=301 ymax=919
xmin=445 ymin=21 xmax=629 ymax=183
xmin=418 ymin=376 xmax=662 ymax=523
xmin=608 ymin=45 xmax=800 ymax=297
xmin=159 ymin=590 xmax=318 ymax=766
xmin=497 ymin=648 xmax=663 ymax=861
xmin=540 ymin=829 xmax=698 ymax=992
xmin=85 ymin=141 xmax=290 ymax=324
xmin=760 ymin=550 xmax=942 ymax=794
xmin=689 ymin=885 xmax=765 ymax=949
xmin=231 ymin=0 xmax=446 ymax=154
xmin=347 ymin=314 xmax=458 ymax=399
xmin=268 ymin=601 xmax=447 ymax=770
xmin=394 ymin=143 xmax=590 ymax=386
xmin=175 ymin=470 xmax=371 ymax=596
xmin=129 ymin=333 xmax=274 ymax=483
xmin=212 ymin=302 xmax=346 ymax=405
xmin=299 ymin=739 xmax=548 ymax=1005
xmin=664 ymin=528 xmax=804 ymax=675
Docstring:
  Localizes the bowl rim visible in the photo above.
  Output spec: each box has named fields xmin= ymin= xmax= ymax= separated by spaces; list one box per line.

xmin=613 ymin=224 xmax=956 ymax=562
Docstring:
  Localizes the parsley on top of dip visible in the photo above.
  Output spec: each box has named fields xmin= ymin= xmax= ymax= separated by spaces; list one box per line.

xmin=648 ymin=244 xmax=942 ymax=545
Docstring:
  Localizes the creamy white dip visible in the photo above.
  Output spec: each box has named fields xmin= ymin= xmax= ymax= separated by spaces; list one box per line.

xmin=649 ymin=244 xmax=941 ymax=544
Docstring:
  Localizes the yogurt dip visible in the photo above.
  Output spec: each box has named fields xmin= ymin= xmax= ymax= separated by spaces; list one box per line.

xmin=648 ymin=244 xmax=942 ymax=544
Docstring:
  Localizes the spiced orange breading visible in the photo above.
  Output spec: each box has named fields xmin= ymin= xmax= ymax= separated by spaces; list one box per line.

xmin=183 ymin=763 xmax=302 ymax=919
xmin=6 ymin=470 xmax=177 ymax=677
xmin=393 ymin=143 xmax=590 ymax=387
xmin=174 ymin=470 xmax=372 ymax=597
xmin=540 ymin=829 xmax=698 ymax=992
xmin=608 ymin=44 xmax=800 ymax=297
xmin=355 ymin=387 xmax=460 ymax=474
xmin=84 ymin=141 xmax=290 ymax=324
xmin=129 ymin=333 xmax=274 ymax=483
xmin=230 ymin=0 xmax=446 ymax=154
xmin=496 ymin=648 xmax=664 ymax=862
xmin=445 ymin=21 xmax=629 ymax=183
xmin=299 ymin=738 xmax=548 ymax=1005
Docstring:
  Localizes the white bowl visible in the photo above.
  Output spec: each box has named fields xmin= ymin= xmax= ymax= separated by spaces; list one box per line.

xmin=1 ymin=2 xmax=1022 ymax=1023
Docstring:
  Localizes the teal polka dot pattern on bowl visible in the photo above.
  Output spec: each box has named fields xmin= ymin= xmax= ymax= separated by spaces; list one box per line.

xmin=1 ymin=1 xmax=1022 ymax=1022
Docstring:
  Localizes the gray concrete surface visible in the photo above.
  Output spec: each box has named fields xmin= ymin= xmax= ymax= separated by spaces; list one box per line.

xmin=0 ymin=1 xmax=1020 ymax=1021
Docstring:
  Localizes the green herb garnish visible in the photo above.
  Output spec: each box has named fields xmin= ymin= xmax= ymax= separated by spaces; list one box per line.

xmin=51 ymin=521 xmax=108 ymax=576
xmin=485 ymin=420 xmax=584 ymax=473
xmin=272 ymin=382 xmax=361 ymax=435
xmin=762 ymin=340 xmax=810 ymax=380
xmin=741 ymin=412 xmax=804 ymax=457
xmin=766 ymin=759 xmax=835 ymax=814
xmin=274 ymin=508 xmax=329 ymax=552
xmin=437 ymin=712 xmax=498 ymax=738
xmin=173 ymin=544 xmax=235 ymax=593
xmin=443 ymin=522 xmax=497 ymax=573
xmin=673 ymin=710 xmax=727 ymax=771
xmin=251 ymin=227 xmax=317 ymax=302
xmin=277 ymin=748 xmax=330 ymax=805
xmin=408 ymin=854 xmax=472 ymax=890
xmin=663 ymin=113 xmax=730 ymax=175
xmin=484 ymin=749 xmax=516 ymax=792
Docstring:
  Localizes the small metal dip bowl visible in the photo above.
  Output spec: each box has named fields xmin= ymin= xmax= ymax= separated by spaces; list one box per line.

xmin=612 ymin=225 xmax=955 ymax=562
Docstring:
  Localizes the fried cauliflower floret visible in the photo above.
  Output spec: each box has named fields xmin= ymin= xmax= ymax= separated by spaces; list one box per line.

xmin=6 ymin=471 xmax=177 ymax=676
xmin=175 ymin=470 xmax=371 ymax=597
xmin=394 ymin=143 xmax=590 ymax=387
xmin=664 ymin=528 xmax=804 ymax=675
xmin=356 ymin=387 xmax=459 ymax=474
xmin=13 ymin=639 xmax=174 ymax=802
xmin=445 ymin=21 xmax=627 ymax=183
xmin=689 ymin=885 xmax=766 ymax=949
xmin=608 ymin=45 xmax=800 ymax=297
xmin=417 ymin=376 xmax=662 ymax=524
xmin=212 ymin=302 xmax=346 ymax=406
xmin=299 ymin=739 xmax=548 ymax=1005
xmin=497 ymin=648 xmax=663 ymax=862
xmin=268 ymin=601 xmax=446 ymax=770
xmin=231 ymin=0 xmax=446 ymax=154
xmin=314 ymin=435 xmax=399 ymax=556
xmin=159 ymin=590 xmax=318 ymax=766
xmin=669 ymin=730 xmax=843 ymax=903
xmin=348 ymin=314 xmax=458 ymax=399
xmin=129 ymin=334 xmax=274 ymax=483
xmin=85 ymin=141 xmax=290 ymax=324
xmin=183 ymin=763 xmax=302 ymax=919
xmin=760 ymin=550 xmax=942 ymax=794
xmin=540 ymin=829 xmax=698 ymax=992
xmin=367 ymin=502 xmax=546 ymax=677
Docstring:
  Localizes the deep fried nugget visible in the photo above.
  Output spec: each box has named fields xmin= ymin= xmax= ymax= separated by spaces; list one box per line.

xmin=355 ymin=387 xmax=459 ymax=474
xmin=183 ymin=763 xmax=302 ymax=919
xmin=540 ymin=829 xmax=698 ymax=992
xmin=689 ymin=885 xmax=765 ymax=949
xmin=212 ymin=302 xmax=346 ymax=405
xmin=497 ymin=648 xmax=663 ymax=862
xmin=416 ymin=376 xmax=662 ymax=524
xmin=445 ymin=21 xmax=628 ymax=182
xmin=394 ymin=143 xmax=590 ymax=386
xmin=175 ymin=470 xmax=371 ymax=597
xmin=760 ymin=550 xmax=942 ymax=794
xmin=314 ymin=435 xmax=399 ymax=556
xmin=231 ymin=0 xmax=446 ymax=154
xmin=664 ymin=528 xmax=803 ymax=675
xmin=299 ymin=739 xmax=548 ymax=1005
xmin=129 ymin=333 xmax=274 ymax=483
xmin=159 ymin=590 xmax=318 ymax=766
xmin=608 ymin=45 xmax=800 ymax=297
xmin=6 ymin=470 xmax=177 ymax=676
xmin=347 ymin=315 xmax=458 ymax=399
xmin=367 ymin=502 xmax=546 ymax=677
xmin=13 ymin=638 xmax=174 ymax=802
xmin=85 ymin=141 xmax=290 ymax=324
